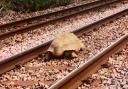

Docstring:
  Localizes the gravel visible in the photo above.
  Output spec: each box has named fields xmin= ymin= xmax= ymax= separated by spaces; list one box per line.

xmin=78 ymin=43 xmax=128 ymax=89
xmin=0 ymin=0 xmax=128 ymax=60
xmin=0 ymin=9 xmax=128 ymax=88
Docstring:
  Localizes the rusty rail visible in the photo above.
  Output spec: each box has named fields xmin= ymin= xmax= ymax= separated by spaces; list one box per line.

xmin=0 ymin=7 xmax=127 ymax=75
xmin=0 ymin=0 xmax=119 ymax=39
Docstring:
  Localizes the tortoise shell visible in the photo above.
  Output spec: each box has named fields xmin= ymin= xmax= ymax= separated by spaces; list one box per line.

xmin=47 ymin=33 xmax=85 ymax=58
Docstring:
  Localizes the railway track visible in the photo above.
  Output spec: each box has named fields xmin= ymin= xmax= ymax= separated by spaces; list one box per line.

xmin=0 ymin=1 xmax=128 ymax=89
xmin=0 ymin=0 xmax=127 ymax=59
xmin=0 ymin=5 xmax=127 ymax=75
xmin=0 ymin=7 xmax=128 ymax=89
xmin=49 ymin=34 xmax=128 ymax=89
xmin=0 ymin=0 xmax=119 ymax=39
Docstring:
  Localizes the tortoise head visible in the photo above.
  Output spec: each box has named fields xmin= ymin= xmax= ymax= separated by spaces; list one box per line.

xmin=64 ymin=50 xmax=78 ymax=58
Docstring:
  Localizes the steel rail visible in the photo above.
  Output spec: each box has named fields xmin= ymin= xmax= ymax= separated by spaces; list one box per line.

xmin=0 ymin=0 xmax=119 ymax=39
xmin=49 ymin=34 xmax=128 ymax=89
xmin=0 ymin=8 xmax=127 ymax=75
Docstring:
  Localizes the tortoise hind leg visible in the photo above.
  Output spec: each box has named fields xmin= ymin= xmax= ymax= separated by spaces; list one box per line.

xmin=44 ymin=52 xmax=53 ymax=61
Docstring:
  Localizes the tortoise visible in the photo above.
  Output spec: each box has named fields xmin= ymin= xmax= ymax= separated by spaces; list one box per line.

xmin=47 ymin=33 xmax=85 ymax=59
